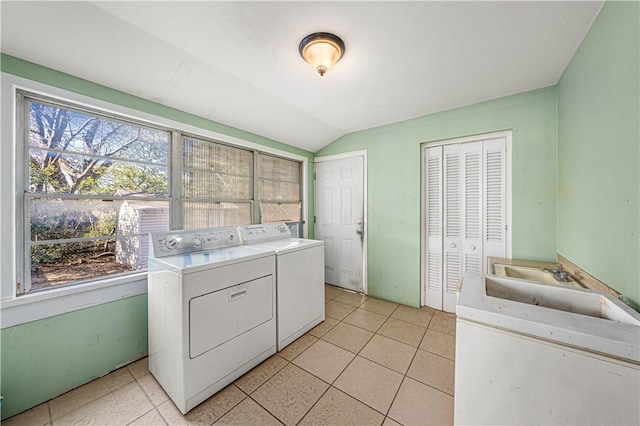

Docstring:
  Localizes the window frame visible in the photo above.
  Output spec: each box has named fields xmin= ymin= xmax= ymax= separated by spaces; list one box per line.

xmin=18 ymin=91 xmax=175 ymax=294
xmin=1 ymin=72 xmax=309 ymax=327
xmin=179 ymin=134 xmax=256 ymax=230
xmin=256 ymin=152 xmax=303 ymax=227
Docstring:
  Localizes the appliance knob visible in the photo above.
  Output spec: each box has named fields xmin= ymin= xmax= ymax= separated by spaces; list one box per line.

xmin=192 ymin=237 xmax=203 ymax=248
xmin=165 ymin=237 xmax=178 ymax=249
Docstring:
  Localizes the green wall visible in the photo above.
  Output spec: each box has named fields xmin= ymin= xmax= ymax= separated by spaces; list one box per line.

xmin=0 ymin=54 xmax=315 ymax=420
xmin=557 ymin=1 xmax=639 ymax=306
xmin=317 ymin=87 xmax=558 ymax=306
xmin=1 ymin=296 xmax=148 ymax=419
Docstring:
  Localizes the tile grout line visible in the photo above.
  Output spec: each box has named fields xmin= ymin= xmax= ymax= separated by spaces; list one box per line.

xmin=290 ymin=300 xmax=389 ymax=425
xmin=384 ymin=334 xmax=425 ymax=420
xmin=46 ymin=401 xmax=53 ymax=425
xmin=210 ymin=384 xmax=252 ymax=425
xmin=323 ymin=299 xmax=457 ymax=422
xmin=132 ymin=373 xmax=170 ymax=425
xmin=48 ymin=375 xmax=118 ymax=424
xmin=240 ymin=357 xmax=292 ymax=425
xmin=263 ymin=294 xmax=383 ymax=424
xmin=320 ymin=301 xmax=396 ymax=418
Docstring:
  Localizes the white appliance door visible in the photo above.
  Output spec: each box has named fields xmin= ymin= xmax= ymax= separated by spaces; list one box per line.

xmin=315 ymin=156 xmax=365 ymax=292
xmin=189 ymin=275 xmax=273 ymax=358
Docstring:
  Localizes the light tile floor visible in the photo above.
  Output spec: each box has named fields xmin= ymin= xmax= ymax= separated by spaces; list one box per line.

xmin=5 ymin=285 xmax=456 ymax=426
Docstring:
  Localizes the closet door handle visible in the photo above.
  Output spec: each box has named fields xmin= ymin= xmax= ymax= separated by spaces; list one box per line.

xmin=450 ymin=243 xmax=457 ymax=248
xmin=470 ymin=245 xmax=476 ymax=251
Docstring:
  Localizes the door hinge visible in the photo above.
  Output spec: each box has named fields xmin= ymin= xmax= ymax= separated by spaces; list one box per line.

xmin=314 ymin=172 xmax=316 ymax=180
xmin=314 ymin=215 xmax=316 ymax=223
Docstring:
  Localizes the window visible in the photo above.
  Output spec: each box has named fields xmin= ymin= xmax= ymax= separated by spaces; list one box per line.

xmin=182 ymin=136 xmax=253 ymax=229
xmin=22 ymin=95 xmax=171 ymax=293
xmin=16 ymin=91 xmax=305 ymax=295
xmin=257 ymin=154 xmax=302 ymax=228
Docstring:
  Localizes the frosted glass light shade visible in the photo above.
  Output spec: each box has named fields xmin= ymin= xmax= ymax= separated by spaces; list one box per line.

xmin=299 ymin=33 xmax=345 ymax=76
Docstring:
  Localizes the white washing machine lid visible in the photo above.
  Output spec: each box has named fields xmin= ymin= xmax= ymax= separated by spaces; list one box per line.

xmin=149 ymin=245 xmax=274 ymax=274
xmin=252 ymin=238 xmax=324 ymax=254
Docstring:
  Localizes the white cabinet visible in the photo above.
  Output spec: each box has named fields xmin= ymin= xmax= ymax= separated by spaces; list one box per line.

xmin=423 ymin=136 xmax=509 ymax=312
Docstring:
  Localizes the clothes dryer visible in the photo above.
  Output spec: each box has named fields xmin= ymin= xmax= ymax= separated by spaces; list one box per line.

xmin=148 ymin=227 xmax=276 ymax=414
xmin=239 ymin=223 xmax=325 ymax=350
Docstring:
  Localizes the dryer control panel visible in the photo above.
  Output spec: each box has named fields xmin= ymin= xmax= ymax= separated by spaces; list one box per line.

xmin=239 ymin=223 xmax=291 ymax=244
xmin=149 ymin=227 xmax=240 ymax=258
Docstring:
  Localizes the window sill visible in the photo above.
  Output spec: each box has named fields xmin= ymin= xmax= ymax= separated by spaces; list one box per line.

xmin=0 ymin=273 xmax=148 ymax=328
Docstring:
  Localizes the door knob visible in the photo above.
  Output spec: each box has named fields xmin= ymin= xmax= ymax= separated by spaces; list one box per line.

xmin=470 ymin=245 xmax=476 ymax=251
xmin=356 ymin=229 xmax=363 ymax=235
xmin=450 ymin=243 xmax=457 ymax=248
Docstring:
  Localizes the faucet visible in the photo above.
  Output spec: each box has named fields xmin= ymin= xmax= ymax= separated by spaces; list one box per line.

xmin=542 ymin=264 xmax=570 ymax=282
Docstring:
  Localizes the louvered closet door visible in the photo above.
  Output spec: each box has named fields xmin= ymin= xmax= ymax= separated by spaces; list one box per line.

xmin=442 ymin=144 xmax=463 ymax=312
xmin=424 ymin=137 xmax=507 ymax=313
xmin=461 ymin=141 xmax=484 ymax=279
xmin=483 ymin=138 xmax=507 ymax=261
xmin=424 ymin=146 xmax=443 ymax=310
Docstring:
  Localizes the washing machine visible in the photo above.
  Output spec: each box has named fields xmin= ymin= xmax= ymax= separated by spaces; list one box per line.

xmin=147 ymin=227 xmax=276 ymax=414
xmin=239 ymin=223 xmax=325 ymax=351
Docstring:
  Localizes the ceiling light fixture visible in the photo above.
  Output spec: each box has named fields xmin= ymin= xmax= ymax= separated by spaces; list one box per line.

xmin=299 ymin=32 xmax=345 ymax=77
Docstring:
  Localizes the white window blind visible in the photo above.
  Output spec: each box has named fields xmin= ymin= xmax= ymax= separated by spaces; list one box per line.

xmin=257 ymin=154 xmax=301 ymax=224
xmin=182 ymin=137 xmax=253 ymax=229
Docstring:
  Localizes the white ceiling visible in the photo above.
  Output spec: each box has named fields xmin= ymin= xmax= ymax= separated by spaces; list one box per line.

xmin=1 ymin=1 xmax=603 ymax=152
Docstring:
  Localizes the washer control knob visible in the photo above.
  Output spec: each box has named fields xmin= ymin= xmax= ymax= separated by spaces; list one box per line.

xmin=192 ymin=237 xmax=204 ymax=249
xmin=278 ymin=224 xmax=287 ymax=233
xmin=165 ymin=237 xmax=178 ymax=250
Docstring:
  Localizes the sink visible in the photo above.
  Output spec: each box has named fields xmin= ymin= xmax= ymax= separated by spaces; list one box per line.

xmin=493 ymin=263 xmax=581 ymax=287
xmin=456 ymin=272 xmax=640 ymax=361
xmin=485 ymin=276 xmax=638 ymax=324
xmin=455 ymin=272 xmax=640 ymax=426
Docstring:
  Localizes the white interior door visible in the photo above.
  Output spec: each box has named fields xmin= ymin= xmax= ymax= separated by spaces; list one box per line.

xmin=315 ymin=155 xmax=365 ymax=292
xmin=424 ymin=135 xmax=509 ymax=312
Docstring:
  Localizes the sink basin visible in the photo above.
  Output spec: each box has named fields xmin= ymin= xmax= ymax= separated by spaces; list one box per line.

xmin=493 ymin=263 xmax=581 ymax=287
xmin=456 ymin=272 xmax=640 ymax=361
xmin=486 ymin=276 xmax=638 ymax=324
